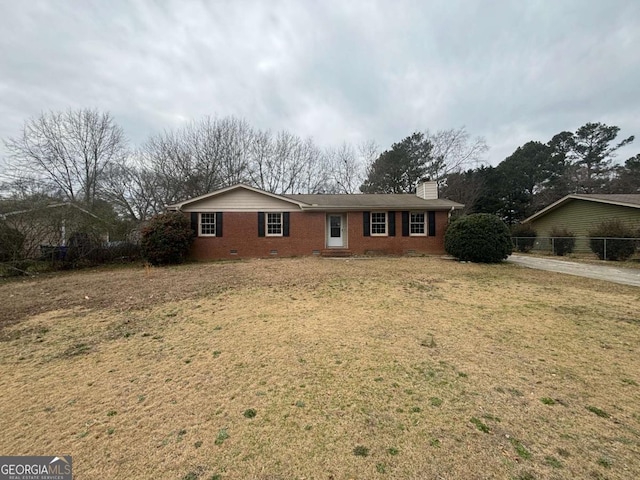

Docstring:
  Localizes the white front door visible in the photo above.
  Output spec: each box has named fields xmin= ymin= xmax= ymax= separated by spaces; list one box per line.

xmin=327 ymin=214 xmax=344 ymax=248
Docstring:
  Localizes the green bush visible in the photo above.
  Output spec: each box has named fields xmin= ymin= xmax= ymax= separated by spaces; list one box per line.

xmin=511 ymin=224 xmax=537 ymax=252
xmin=588 ymin=219 xmax=636 ymax=261
xmin=549 ymin=227 xmax=575 ymax=256
xmin=0 ymin=222 xmax=25 ymax=262
xmin=140 ymin=212 xmax=194 ymax=265
xmin=444 ymin=213 xmax=513 ymax=263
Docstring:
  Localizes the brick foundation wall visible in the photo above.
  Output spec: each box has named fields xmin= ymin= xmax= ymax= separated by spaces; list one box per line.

xmin=188 ymin=210 xmax=450 ymax=260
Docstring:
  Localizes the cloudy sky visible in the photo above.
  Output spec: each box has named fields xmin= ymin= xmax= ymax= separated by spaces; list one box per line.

xmin=1 ymin=0 xmax=639 ymax=167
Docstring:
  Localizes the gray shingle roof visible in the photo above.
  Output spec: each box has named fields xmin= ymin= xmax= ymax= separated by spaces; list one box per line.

xmin=284 ymin=193 xmax=463 ymax=210
xmin=574 ymin=194 xmax=640 ymax=207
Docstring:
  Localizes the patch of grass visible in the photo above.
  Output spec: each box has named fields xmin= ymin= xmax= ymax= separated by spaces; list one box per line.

xmin=540 ymin=397 xmax=556 ymax=405
xmin=557 ymin=448 xmax=571 ymax=458
xmin=212 ymin=350 xmax=221 ymax=358
xmin=470 ymin=417 xmax=490 ymax=433
xmin=387 ymin=447 xmax=399 ymax=456
xmin=353 ymin=445 xmax=369 ymax=457
xmin=429 ymin=397 xmax=443 ymax=407
xmin=544 ymin=456 xmax=562 ymax=468
xmin=62 ymin=343 xmax=91 ymax=357
xmin=586 ymin=406 xmax=610 ymax=418
xmin=194 ymin=441 xmax=202 ymax=448
xmin=430 ymin=438 xmax=441 ymax=448
xmin=621 ymin=378 xmax=638 ymax=386
xmin=214 ymin=429 xmax=229 ymax=445
xmin=513 ymin=472 xmax=535 ymax=480
xmin=482 ymin=413 xmax=501 ymax=422
xmin=376 ymin=463 xmax=386 ymax=473
xmin=243 ymin=408 xmax=257 ymax=418
xmin=107 ymin=428 xmax=115 ymax=435
xmin=420 ymin=335 xmax=436 ymax=348
xmin=295 ymin=400 xmax=305 ymax=408
xmin=510 ymin=438 xmax=531 ymax=460
xmin=411 ymin=406 xmax=421 ymax=413
xmin=597 ymin=456 xmax=613 ymax=468
xmin=106 ymin=410 xmax=117 ymax=417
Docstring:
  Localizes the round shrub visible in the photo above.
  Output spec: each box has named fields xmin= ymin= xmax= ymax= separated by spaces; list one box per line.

xmin=140 ymin=212 xmax=194 ymax=265
xmin=444 ymin=213 xmax=513 ymax=263
xmin=0 ymin=222 xmax=25 ymax=262
xmin=511 ymin=223 xmax=537 ymax=253
xmin=588 ymin=219 xmax=636 ymax=261
xmin=549 ymin=227 xmax=575 ymax=256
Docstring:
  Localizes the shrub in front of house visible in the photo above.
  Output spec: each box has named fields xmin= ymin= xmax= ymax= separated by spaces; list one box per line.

xmin=549 ymin=227 xmax=575 ymax=256
xmin=511 ymin=223 xmax=537 ymax=252
xmin=140 ymin=212 xmax=194 ymax=265
xmin=444 ymin=213 xmax=513 ymax=263
xmin=588 ymin=219 xmax=636 ymax=261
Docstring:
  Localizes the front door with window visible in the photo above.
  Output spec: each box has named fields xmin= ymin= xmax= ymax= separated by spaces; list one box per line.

xmin=327 ymin=214 xmax=345 ymax=248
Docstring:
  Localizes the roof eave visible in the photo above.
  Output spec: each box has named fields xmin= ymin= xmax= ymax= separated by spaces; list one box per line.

xmin=166 ymin=184 xmax=309 ymax=210
xmin=522 ymin=194 xmax=640 ymax=223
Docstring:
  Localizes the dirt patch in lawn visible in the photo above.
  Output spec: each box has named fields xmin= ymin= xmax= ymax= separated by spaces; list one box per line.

xmin=1 ymin=257 xmax=639 ymax=479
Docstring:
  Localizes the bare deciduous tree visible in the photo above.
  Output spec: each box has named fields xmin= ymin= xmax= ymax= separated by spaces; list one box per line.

xmin=425 ymin=127 xmax=488 ymax=189
xmin=325 ymin=142 xmax=370 ymax=194
xmin=4 ymin=109 xmax=127 ymax=207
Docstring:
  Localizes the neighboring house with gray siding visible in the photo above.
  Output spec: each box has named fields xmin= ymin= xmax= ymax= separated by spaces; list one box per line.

xmin=522 ymin=194 xmax=640 ymax=251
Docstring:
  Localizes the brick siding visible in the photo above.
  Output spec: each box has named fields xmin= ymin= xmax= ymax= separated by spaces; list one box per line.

xmin=188 ymin=210 xmax=449 ymax=260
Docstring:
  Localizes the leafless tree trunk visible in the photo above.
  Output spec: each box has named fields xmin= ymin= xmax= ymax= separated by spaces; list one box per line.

xmin=4 ymin=109 xmax=127 ymax=207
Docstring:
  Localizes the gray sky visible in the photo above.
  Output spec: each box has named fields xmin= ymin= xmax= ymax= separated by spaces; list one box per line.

xmin=1 ymin=0 xmax=639 ymax=167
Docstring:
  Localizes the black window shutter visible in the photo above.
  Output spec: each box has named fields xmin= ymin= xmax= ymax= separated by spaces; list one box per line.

xmin=363 ymin=211 xmax=370 ymax=237
xmin=428 ymin=211 xmax=436 ymax=236
xmin=190 ymin=212 xmax=198 ymax=236
xmin=388 ymin=211 xmax=396 ymax=236
xmin=216 ymin=212 xmax=223 ymax=237
xmin=258 ymin=212 xmax=265 ymax=237
xmin=283 ymin=212 xmax=290 ymax=237
xmin=402 ymin=211 xmax=409 ymax=236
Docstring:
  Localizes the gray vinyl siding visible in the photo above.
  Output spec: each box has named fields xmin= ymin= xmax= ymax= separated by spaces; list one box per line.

xmin=529 ymin=199 xmax=640 ymax=251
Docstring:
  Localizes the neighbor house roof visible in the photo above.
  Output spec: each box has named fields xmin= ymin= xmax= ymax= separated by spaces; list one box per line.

xmin=168 ymin=184 xmax=464 ymax=212
xmin=523 ymin=194 xmax=640 ymax=223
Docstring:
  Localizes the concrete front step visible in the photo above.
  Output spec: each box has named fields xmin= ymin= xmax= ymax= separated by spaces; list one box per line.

xmin=320 ymin=249 xmax=353 ymax=257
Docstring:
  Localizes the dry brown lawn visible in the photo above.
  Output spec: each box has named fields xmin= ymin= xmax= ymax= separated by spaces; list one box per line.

xmin=1 ymin=257 xmax=639 ymax=479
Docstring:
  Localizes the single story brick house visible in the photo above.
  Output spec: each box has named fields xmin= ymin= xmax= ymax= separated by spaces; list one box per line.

xmin=521 ymin=193 xmax=640 ymax=251
xmin=167 ymin=181 xmax=463 ymax=260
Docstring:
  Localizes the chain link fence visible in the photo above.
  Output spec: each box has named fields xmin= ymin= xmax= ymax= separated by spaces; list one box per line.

xmin=512 ymin=236 xmax=640 ymax=260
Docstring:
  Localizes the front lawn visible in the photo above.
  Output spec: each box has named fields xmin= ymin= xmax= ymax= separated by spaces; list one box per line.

xmin=1 ymin=257 xmax=639 ymax=479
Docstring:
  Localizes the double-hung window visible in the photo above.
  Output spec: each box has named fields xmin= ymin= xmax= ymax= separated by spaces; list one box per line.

xmin=370 ymin=212 xmax=387 ymax=236
xmin=199 ymin=213 xmax=216 ymax=236
xmin=266 ymin=212 xmax=283 ymax=236
xmin=410 ymin=212 xmax=426 ymax=235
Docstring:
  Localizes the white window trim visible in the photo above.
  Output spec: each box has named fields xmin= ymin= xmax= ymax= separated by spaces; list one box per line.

xmin=199 ymin=213 xmax=216 ymax=237
xmin=370 ymin=211 xmax=388 ymax=236
xmin=409 ymin=211 xmax=427 ymax=236
xmin=266 ymin=212 xmax=283 ymax=237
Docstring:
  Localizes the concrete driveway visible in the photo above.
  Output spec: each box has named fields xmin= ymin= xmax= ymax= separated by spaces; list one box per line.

xmin=508 ymin=254 xmax=640 ymax=288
